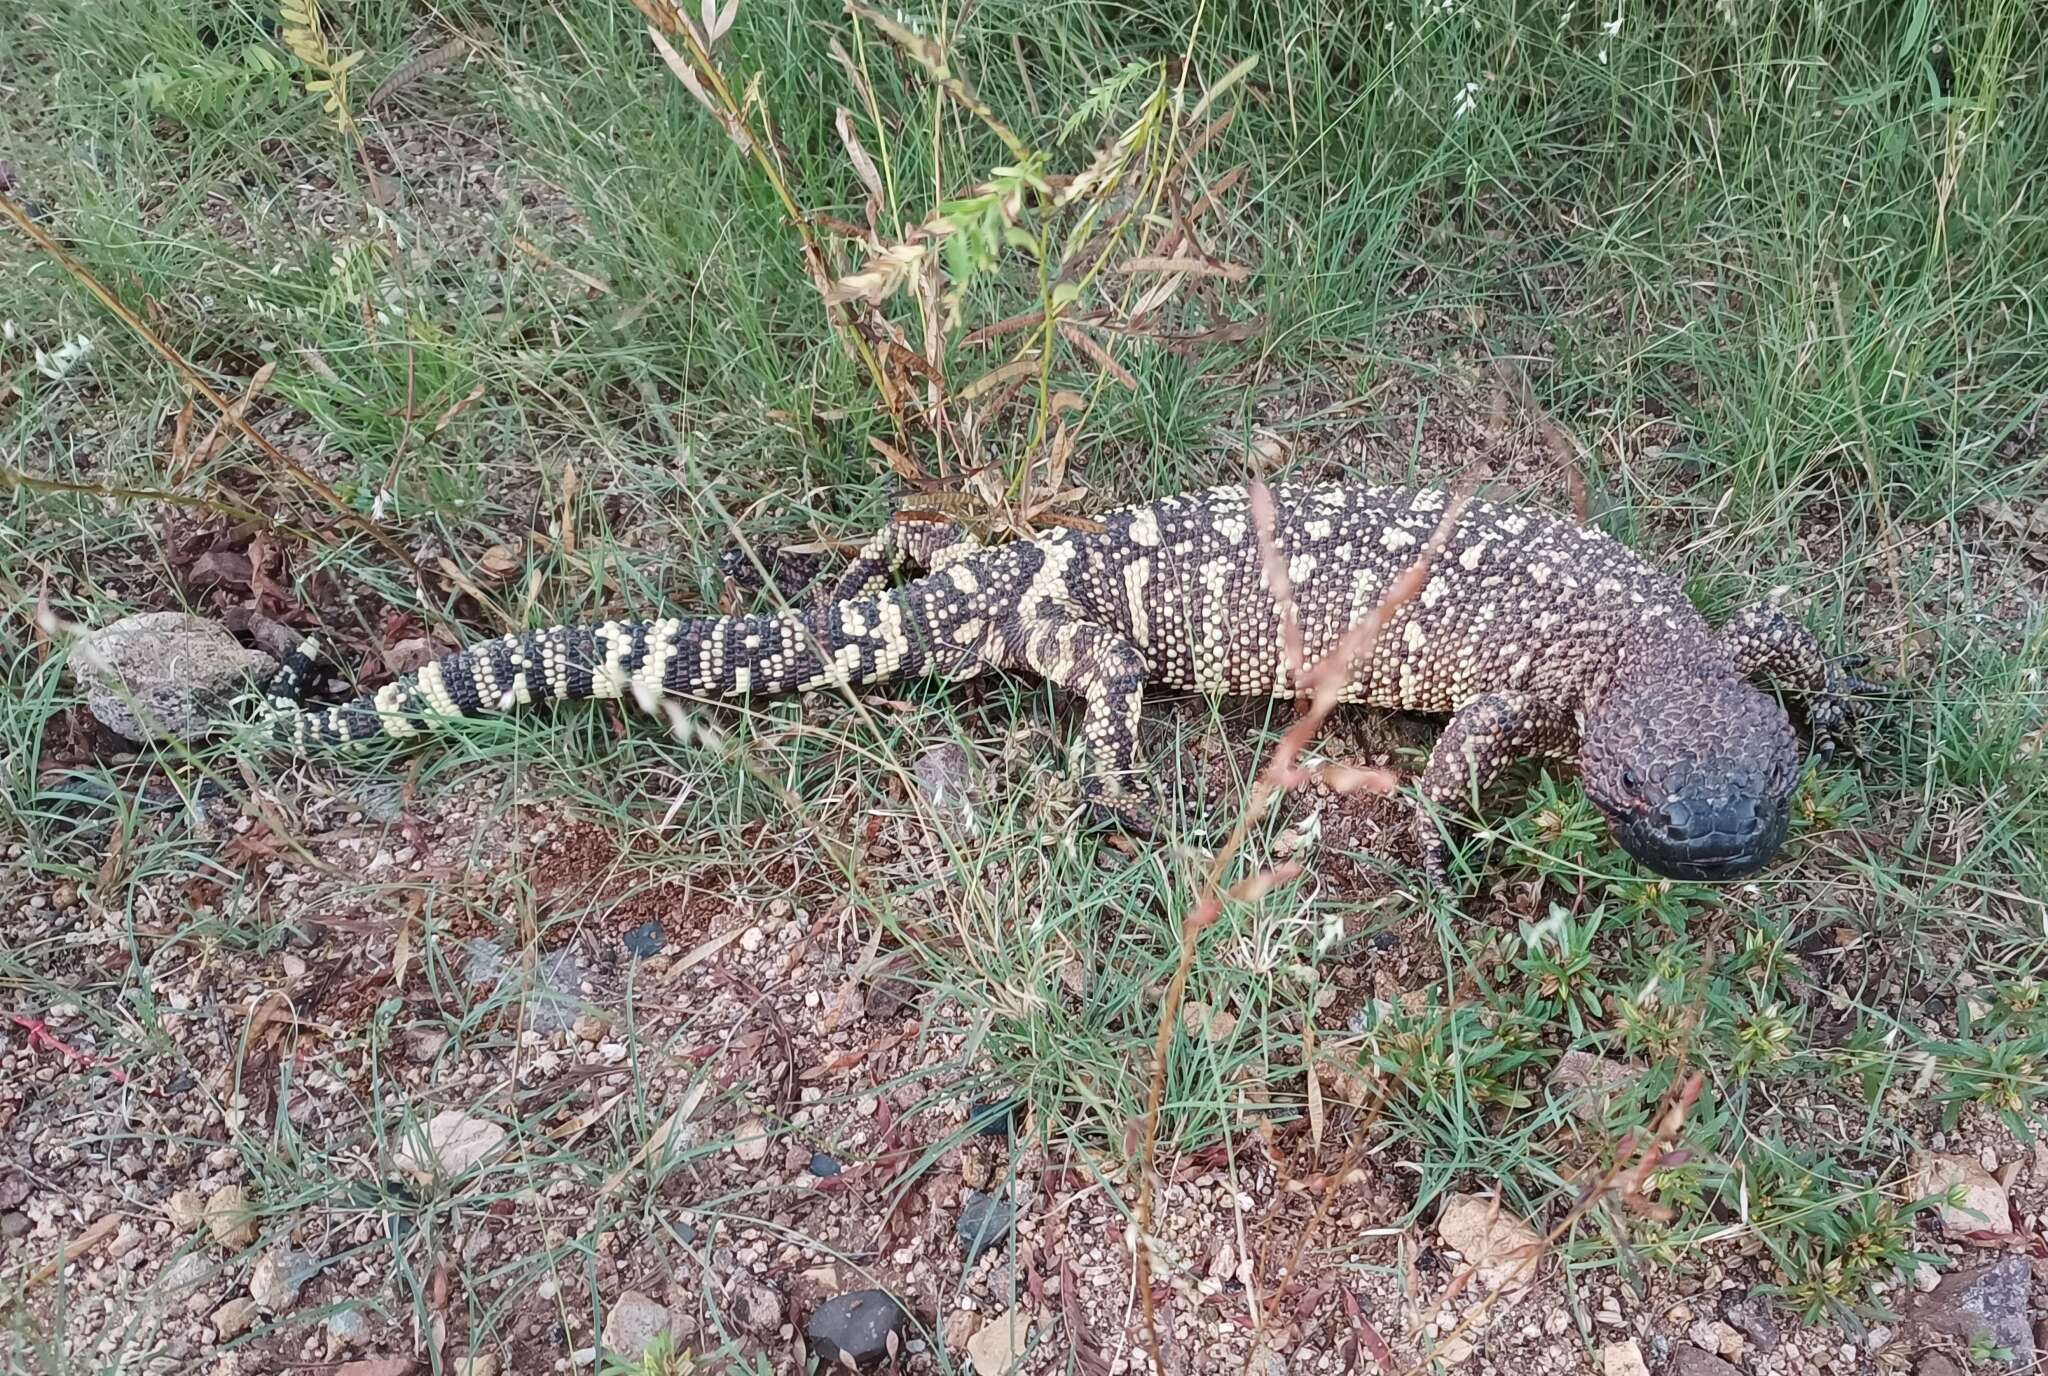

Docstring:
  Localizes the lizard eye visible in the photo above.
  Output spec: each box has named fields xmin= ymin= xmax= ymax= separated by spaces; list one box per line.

xmin=1621 ymin=769 xmax=1640 ymax=792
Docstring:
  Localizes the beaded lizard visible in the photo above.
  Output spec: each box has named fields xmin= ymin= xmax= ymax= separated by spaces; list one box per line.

xmin=264 ymin=480 xmax=1872 ymax=882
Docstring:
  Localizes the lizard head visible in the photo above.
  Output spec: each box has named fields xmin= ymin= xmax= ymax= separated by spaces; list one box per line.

xmin=1578 ymin=664 xmax=1802 ymax=881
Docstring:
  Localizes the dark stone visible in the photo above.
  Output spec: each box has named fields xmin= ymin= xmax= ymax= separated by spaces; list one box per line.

xmin=956 ymin=1191 xmax=1016 ymax=1263
xmin=968 ymin=1099 xmax=1018 ymax=1138
xmin=808 ymin=1153 xmax=841 ymax=1178
xmin=621 ymin=920 xmax=667 ymax=959
xmin=1666 ymin=1348 xmax=1739 ymax=1376
xmin=1914 ymin=1356 xmax=1965 ymax=1376
xmin=867 ymin=971 xmax=921 ymax=1020
xmin=1908 ymin=1258 xmax=2035 ymax=1369
xmin=804 ymin=1289 xmax=909 ymax=1370
xmin=1659 ymin=443 xmax=1709 ymax=484
xmin=1723 ymin=1291 xmax=1782 ymax=1352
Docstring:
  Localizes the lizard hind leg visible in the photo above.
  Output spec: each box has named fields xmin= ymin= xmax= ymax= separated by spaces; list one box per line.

xmin=826 ymin=512 xmax=984 ymax=603
xmin=1017 ymin=618 xmax=1164 ymax=838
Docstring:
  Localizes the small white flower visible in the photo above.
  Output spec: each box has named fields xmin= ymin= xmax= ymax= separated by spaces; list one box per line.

xmin=1605 ymin=16 xmax=1623 ymax=35
xmin=371 ymin=488 xmax=392 ymax=521
xmin=1454 ymin=81 xmax=1482 ymax=118
xmin=34 ymin=335 xmax=94 ymax=381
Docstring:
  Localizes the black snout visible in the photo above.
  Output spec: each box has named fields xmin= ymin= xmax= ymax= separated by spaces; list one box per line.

xmin=1613 ymin=793 xmax=1789 ymax=881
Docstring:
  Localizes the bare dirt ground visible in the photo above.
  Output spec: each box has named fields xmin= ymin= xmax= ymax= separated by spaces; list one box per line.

xmin=7 ymin=393 xmax=2046 ymax=1376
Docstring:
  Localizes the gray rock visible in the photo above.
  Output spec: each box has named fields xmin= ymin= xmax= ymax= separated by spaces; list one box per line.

xmin=1546 ymin=1050 xmax=1644 ymax=1125
xmin=0 ymin=1212 xmax=26 ymax=1240
xmin=527 ymin=950 xmax=592 ymax=1033
xmin=154 ymin=1252 xmax=213 ymax=1300
xmin=1665 ymin=1348 xmax=1739 ymax=1376
xmin=732 ymin=1279 xmax=782 ymax=1333
xmin=957 ymin=1191 xmax=1016 ymax=1263
xmin=463 ymin=939 xmax=510 ymax=985
xmin=600 ymin=1290 xmax=673 ymax=1360
xmin=464 ymin=941 xmax=590 ymax=1033
xmin=1723 ymin=1292 xmax=1781 ymax=1352
xmin=804 ymin=1289 xmax=909 ymax=1370
xmin=913 ymin=742 xmax=977 ymax=823
xmin=347 ymin=782 xmax=406 ymax=824
xmin=249 ymin=1246 xmax=316 ymax=1312
xmin=325 ymin=1308 xmax=367 ymax=1346
xmin=1914 ymin=1356 xmax=1964 ymax=1376
xmin=212 ymin=1296 xmax=259 ymax=1339
xmin=968 ymin=1099 xmax=1019 ymax=1139
xmin=1908 ymin=1258 xmax=2034 ymax=1368
xmin=75 ymin=612 xmax=276 ymax=742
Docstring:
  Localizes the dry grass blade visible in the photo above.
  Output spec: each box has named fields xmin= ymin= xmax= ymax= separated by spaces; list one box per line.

xmin=845 ymin=1 xmax=1028 ymax=160
xmin=647 ymin=24 xmax=738 ymax=134
xmin=1247 ymin=481 xmax=1304 ymax=677
xmin=1134 ymin=479 xmax=1477 ymax=1369
xmin=0 ymin=190 xmax=428 ymax=585
xmin=700 ymin=0 xmax=739 ymax=46
xmin=599 ymin=1077 xmax=709 ymax=1195
xmin=175 ymin=361 xmax=277 ymax=481
xmin=1188 ymin=54 xmax=1258 ymax=124
xmin=1119 ymin=254 xmax=1251 ymax=281
xmin=825 ymin=243 xmax=928 ymax=307
xmin=27 ymin=1215 xmax=122 ymax=1285
xmin=631 ymin=0 xmax=900 ymax=418
xmin=507 ymin=235 xmax=611 ymax=296
xmin=957 ymin=357 xmax=1039 ymax=403
xmin=0 ymin=465 xmax=284 ymax=528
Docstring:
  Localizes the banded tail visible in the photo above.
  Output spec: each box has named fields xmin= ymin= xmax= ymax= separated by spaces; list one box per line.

xmin=270 ymin=583 xmax=958 ymax=746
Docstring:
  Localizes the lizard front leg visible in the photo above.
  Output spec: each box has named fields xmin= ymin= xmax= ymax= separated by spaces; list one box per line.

xmin=1719 ymin=602 xmax=1877 ymax=758
xmin=1414 ymin=692 xmax=1577 ymax=885
xmin=1018 ymin=618 xmax=1162 ymax=836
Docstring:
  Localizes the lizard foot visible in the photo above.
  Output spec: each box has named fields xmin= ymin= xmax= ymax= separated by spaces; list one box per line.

xmin=1808 ymin=653 xmax=1887 ymax=762
xmin=1078 ymin=782 xmax=1192 ymax=845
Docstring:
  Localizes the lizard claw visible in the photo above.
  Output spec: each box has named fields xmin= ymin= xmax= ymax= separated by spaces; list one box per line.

xmin=1079 ymin=782 xmax=1196 ymax=846
xmin=1410 ymin=806 xmax=1458 ymax=892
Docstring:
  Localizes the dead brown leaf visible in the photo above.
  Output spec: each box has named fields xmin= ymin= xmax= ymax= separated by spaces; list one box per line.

xmin=835 ymin=107 xmax=885 ymax=204
xmin=475 ymin=543 xmax=523 ymax=585
xmin=1058 ymin=322 xmax=1136 ymax=389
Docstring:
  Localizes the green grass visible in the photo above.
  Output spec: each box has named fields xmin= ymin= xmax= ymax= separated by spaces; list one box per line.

xmin=4 ymin=0 xmax=2047 ymax=1370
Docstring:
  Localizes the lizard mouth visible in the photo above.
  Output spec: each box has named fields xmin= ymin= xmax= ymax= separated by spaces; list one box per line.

xmin=1612 ymin=794 xmax=1790 ymax=881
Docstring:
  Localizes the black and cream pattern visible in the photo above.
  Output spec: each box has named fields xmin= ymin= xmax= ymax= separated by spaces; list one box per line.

xmin=271 ymin=481 xmax=1872 ymax=882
